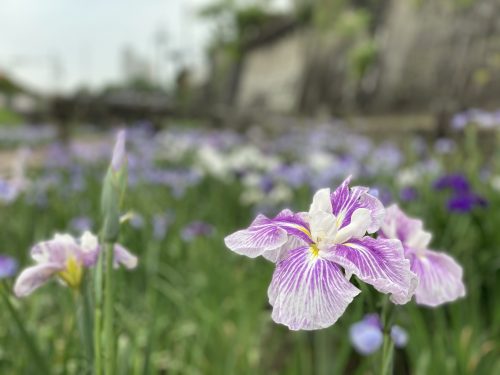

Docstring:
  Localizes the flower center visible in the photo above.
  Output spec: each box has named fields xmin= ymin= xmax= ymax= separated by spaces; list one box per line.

xmin=58 ymin=256 xmax=83 ymax=290
xmin=310 ymin=243 xmax=320 ymax=258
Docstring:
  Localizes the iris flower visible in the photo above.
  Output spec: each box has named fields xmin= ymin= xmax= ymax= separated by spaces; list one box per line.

xmin=225 ymin=178 xmax=416 ymax=330
xmin=349 ymin=314 xmax=408 ymax=355
xmin=380 ymin=205 xmax=465 ymax=306
xmin=14 ymin=231 xmax=137 ymax=297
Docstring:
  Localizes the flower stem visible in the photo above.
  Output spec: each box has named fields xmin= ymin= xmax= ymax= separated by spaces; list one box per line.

xmin=74 ymin=284 xmax=94 ymax=372
xmin=93 ymin=248 xmax=104 ymax=375
xmin=379 ymin=297 xmax=394 ymax=375
xmin=104 ymin=242 xmax=115 ymax=375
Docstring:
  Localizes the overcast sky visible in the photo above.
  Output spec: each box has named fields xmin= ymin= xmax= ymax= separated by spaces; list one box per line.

xmin=0 ymin=0 xmax=291 ymax=94
xmin=0 ymin=0 xmax=219 ymax=93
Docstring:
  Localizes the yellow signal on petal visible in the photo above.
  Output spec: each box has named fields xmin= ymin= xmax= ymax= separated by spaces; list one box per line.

xmin=310 ymin=244 xmax=320 ymax=258
xmin=58 ymin=256 xmax=83 ymax=289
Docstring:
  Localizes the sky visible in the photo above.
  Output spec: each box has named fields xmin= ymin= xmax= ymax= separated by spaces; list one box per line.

xmin=0 ymin=0 xmax=216 ymax=93
xmin=0 ymin=0 xmax=292 ymax=94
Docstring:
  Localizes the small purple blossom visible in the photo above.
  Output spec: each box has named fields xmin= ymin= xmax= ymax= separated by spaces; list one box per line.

xmin=225 ymin=177 xmax=416 ymax=330
xmin=349 ymin=314 xmax=408 ymax=355
xmin=181 ymin=221 xmax=214 ymax=242
xmin=391 ymin=325 xmax=409 ymax=348
xmin=70 ymin=216 xmax=93 ymax=232
xmin=433 ymin=174 xmax=470 ymax=193
xmin=400 ymin=186 xmax=418 ymax=202
xmin=153 ymin=213 xmax=174 ymax=240
xmin=0 ymin=255 xmax=18 ymax=279
xmin=380 ymin=205 xmax=465 ymax=307
xmin=0 ymin=179 xmax=20 ymax=203
xmin=447 ymin=193 xmax=487 ymax=213
xmin=130 ymin=213 xmax=145 ymax=229
xmin=350 ymin=315 xmax=383 ymax=355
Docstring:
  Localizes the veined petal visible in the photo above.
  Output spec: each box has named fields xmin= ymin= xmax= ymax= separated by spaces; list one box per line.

xmin=13 ymin=262 xmax=62 ymax=297
xmin=331 ymin=178 xmax=385 ymax=233
xmin=268 ymin=246 xmax=360 ymax=330
xmin=31 ymin=235 xmax=77 ymax=265
xmin=262 ymin=235 xmax=308 ymax=263
xmin=328 ymin=238 xmax=417 ymax=304
xmin=380 ymin=205 xmax=431 ymax=250
xmin=335 ymin=208 xmax=371 ymax=243
xmin=113 ymin=244 xmax=138 ymax=269
xmin=409 ymin=249 xmax=465 ymax=307
xmin=225 ymin=209 xmax=311 ymax=261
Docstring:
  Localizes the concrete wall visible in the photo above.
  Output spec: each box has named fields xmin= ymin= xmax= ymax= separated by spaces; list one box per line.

xmin=237 ymin=30 xmax=307 ymax=113
xmin=235 ymin=0 xmax=500 ymax=115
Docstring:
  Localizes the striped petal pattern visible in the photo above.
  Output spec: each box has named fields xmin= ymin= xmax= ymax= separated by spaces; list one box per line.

xmin=331 ymin=177 xmax=385 ymax=234
xmin=408 ymin=250 xmax=465 ymax=306
xmin=327 ymin=237 xmax=417 ymax=304
xmin=268 ymin=246 xmax=360 ymax=330
xmin=225 ymin=209 xmax=311 ymax=261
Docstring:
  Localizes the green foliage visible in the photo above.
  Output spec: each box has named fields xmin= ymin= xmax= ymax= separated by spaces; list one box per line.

xmin=0 ymin=108 xmax=23 ymax=126
xmin=0 ymin=127 xmax=499 ymax=374
xmin=348 ymin=39 xmax=378 ymax=80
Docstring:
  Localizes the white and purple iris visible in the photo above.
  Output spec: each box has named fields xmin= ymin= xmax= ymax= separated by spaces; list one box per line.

xmin=380 ymin=205 xmax=465 ymax=307
xmin=14 ymin=231 xmax=138 ymax=297
xmin=225 ymin=178 xmax=417 ymax=330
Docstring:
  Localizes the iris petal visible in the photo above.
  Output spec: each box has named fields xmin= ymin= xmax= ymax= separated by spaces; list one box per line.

xmin=14 ymin=262 xmax=63 ymax=297
xmin=327 ymin=238 xmax=417 ymax=304
xmin=409 ymin=250 xmax=465 ymax=307
xmin=268 ymin=246 xmax=360 ymax=330
xmin=225 ymin=209 xmax=311 ymax=262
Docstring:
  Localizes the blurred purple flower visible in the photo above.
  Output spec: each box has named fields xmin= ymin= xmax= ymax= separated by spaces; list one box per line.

xmin=433 ymin=174 xmax=470 ymax=193
xmin=0 ymin=179 xmax=20 ymax=203
xmin=153 ymin=213 xmax=174 ymax=240
xmin=181 ymin=221 xmax=214 ymax=242
xmin=451 ymin=112 xmax=470 ymax=130
xmin=400 ymin=186 xmax=418 ymax=202
xmin=391 ymin=325 xmax=408 ymax=348
xmin=349 ymin=315 xmax=383 ymax=355
xmin=434 ymin=138 xmax=456 ymax=154
xmin=447 ymin=193 xmax=487 ymax=213
xmin=130 ymin=213 xmax=145 ymax=229
xmin=0 ymin=255 xmax=18 ymax=279
xmin=260 ymin=175 xmax=275 ymax=194
xmin=349 ymin=314 xmax=408 ymax=355
xmin=70 ymin=216 xmax=93 ymax=232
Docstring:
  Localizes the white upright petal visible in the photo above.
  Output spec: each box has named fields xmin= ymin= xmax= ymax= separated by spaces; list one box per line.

xmin=80 ymin=231 xmax=99 ymax=253
xmin=309 ymin=211 xmax=337 ymax=246
xmin=309 ymin=188 xmax=332 ymax=215
xmin=335 ymin=208 xmax=371 ymax=243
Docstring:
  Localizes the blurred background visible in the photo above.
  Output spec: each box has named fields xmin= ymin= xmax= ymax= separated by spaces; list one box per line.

xmin=1 ymin=0 xmax=500 ymax=374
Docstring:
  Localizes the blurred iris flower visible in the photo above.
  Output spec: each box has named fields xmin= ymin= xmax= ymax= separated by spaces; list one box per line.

xmin=433 ymin=173 xmax=487 ymax=213
xmin=0 ymin=255 xmax=18 ymax=279
xmin=14 ymin=231 xmax=137 ymax=297
xmin=225 ymin=177 xmax=416 ymax=330
xmin=380 ymin=205 xmax=465 ymax=306
xmin=349 ymin=314 xmax=408 ymax=355
xmin=181 ymin=221 xmax=214 ymax=242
